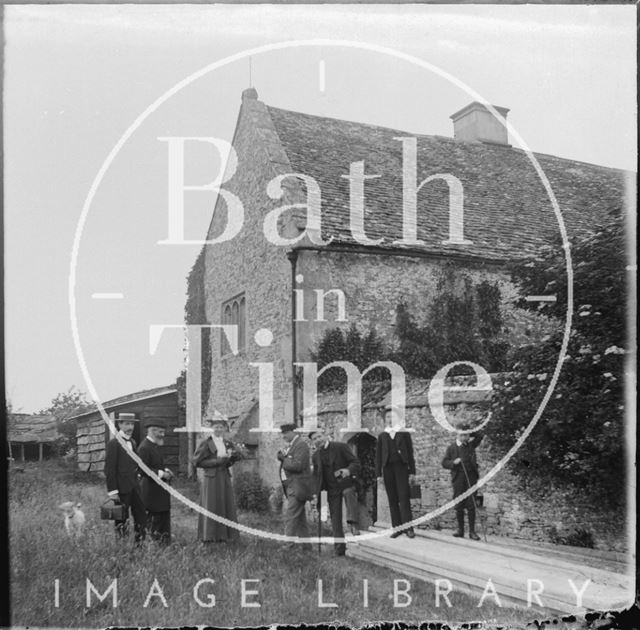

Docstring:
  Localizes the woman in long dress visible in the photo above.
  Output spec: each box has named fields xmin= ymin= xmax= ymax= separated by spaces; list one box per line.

xmin=193 ymin=415 xmax=241 ymax=542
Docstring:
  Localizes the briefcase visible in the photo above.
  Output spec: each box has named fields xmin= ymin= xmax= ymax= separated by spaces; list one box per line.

xmin=100 ymin=499 xmax=127 ymax=521
xmin=409 ymin=483 xmax=422 ymax=500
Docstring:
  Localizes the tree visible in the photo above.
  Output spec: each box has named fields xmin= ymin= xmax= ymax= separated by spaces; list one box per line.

xmin=490 ymin=211 xmax=627 ymax=507
xmin=40 ymin=387 xmax=93 ymax=456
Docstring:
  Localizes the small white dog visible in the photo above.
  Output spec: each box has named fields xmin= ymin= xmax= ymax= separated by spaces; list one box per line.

xmin=58 ymin=501 xmax=85 ymax=538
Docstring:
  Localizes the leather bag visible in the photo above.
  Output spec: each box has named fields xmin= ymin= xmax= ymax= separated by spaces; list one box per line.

xmin=100 ymin=498 xmax=127 ymax=521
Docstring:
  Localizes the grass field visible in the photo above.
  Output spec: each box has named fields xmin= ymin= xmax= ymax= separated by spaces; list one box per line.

xmin=9 ymin=460 xmax=565 ymax=628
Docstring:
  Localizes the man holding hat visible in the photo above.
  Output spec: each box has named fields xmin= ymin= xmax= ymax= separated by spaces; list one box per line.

xmin=138 ymin=418 xmax=174 ymax=545
xmin=104 ymin=412 xmax=147 ymax=543
xmin=277 ymin=423 xmax=313 ymax=547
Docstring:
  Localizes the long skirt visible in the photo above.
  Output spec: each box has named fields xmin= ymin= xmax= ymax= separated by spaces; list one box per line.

xmin=198 ymin=470 xmax=239 ymax=542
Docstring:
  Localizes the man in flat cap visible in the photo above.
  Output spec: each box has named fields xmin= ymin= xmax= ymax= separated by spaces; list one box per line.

xmin=277 ymin=423 xmax=313 ymax=548
xmin=105 ymin=412 xmax=147 ymax=543
xmin=138 ymin=418 xmax=174 ymax=544
xmin=442 ymin=422 xmax=484 ymax=540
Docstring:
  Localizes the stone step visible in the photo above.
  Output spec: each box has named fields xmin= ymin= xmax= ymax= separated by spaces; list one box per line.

xmin=348 ymin=542 xmax=550 ymax=612
xmin=346 ymin=528 xmax=633 ymax=614
xmin=410 ymin=528 xmax=630 ymax=586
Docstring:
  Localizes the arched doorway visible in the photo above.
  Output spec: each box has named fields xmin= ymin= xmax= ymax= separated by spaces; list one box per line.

xmin=348 ymin=432 xmax=377 ymax=528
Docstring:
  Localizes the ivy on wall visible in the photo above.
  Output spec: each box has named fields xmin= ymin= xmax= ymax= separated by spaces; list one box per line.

xmin=185 ymin=247 xmax=211 ymax=414
xmin=310 ymin=324 xmax=389 ymax=392
xmin=393 ymin=268 xmax=508 ymax=378
xmin=311 ymin=268 xmax=507 ymax=392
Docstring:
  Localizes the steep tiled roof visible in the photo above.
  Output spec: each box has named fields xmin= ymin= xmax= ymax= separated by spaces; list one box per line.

xmin=267 ymin=106 xmax=627 ymax=262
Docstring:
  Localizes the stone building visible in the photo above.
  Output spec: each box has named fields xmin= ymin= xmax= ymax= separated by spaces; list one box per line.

xmin=189 ymin=89 xmax=628 ymax=538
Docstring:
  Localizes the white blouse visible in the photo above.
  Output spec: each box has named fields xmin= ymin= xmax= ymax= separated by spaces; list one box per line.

xmin=212 ymin=436 xmax=227 ymax=457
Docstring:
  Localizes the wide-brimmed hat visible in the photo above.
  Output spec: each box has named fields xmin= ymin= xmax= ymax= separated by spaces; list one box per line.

xmin=203 ymin=410 xmax=229 ymax=428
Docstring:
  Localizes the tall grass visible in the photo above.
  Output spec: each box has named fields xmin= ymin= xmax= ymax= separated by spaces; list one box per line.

xmin=10 ymin=461 xmax=541 ymax=628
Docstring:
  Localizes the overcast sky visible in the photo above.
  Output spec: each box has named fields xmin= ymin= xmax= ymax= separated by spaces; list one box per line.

xmin=4 ymin=4 xmax=636 ymax=413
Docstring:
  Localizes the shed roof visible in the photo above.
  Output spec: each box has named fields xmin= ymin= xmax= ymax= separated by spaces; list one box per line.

xmin=71 ymin=384 xmax=177 ymax=421
xmin=265 ymin=104 xmax=628 ymax=262
xmin=8 ymin=414 xmax=59 ymax=443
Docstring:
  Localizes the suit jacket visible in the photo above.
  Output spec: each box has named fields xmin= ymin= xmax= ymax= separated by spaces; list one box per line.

xmin=280 ymin=435 xmax=313 ymax=501
xmin=105 ymin=436 xmax=140 ymax=495
xmin=442 ymin=432 xmax=484 ymax=492
xmin=375 ymin=430 xmax=416 ymax=477
xmin=193 ymin=437 xmax=240 ymax=478
xmin=312 ymin=441 xmax=360 ymax=494
xmin=138 ymin=438 xmax=170 ymax=513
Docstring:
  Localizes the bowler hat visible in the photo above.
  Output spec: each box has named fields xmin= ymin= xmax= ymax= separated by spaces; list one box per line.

xmin=308 ymin=428 xmax=324 ymax=439
xmin=145 ymin=418 xmax=167 ymax=430
xmin=279 ymin=423 xmax=297 ymax=433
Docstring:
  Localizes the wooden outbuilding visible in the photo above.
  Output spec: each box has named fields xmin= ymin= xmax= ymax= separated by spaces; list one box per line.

xmin=8 ymin=413 xmax=59 ymax=461
xmin=72 ymin=384 xmax=187 ymax=475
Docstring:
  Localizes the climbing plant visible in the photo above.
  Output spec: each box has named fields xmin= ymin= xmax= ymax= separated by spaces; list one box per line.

xmin=310 ymin=324 xmax=389 ymax=392
xmin=310 ymin=269 xmax=507 ymax=391
xmin=185 ymin=247 xmax=211 ymax=414
xmin=392 ymin=268 xmax=508 ymax=378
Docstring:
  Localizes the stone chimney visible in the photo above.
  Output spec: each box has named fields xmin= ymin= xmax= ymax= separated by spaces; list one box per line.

xmin=450 ymin=101 xmax=510 ymax=146
xmin=242 ymin=87 xmax=258 ymax=102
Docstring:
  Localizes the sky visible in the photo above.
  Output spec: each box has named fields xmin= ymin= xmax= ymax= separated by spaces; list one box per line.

xmin=3 ymin=4 xmax=636 ymax=413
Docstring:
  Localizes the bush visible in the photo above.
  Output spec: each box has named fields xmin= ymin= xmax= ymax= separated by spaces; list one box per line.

xmin=548 ymin=525 xmax=595 ymax=549
xmin=233 ymin=471 xmax=271 ymax=513
xmin=490 ymin=213 xmax=626 ymax=509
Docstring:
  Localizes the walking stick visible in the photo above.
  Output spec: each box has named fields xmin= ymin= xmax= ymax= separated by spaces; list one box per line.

xmin=460 ymin=460 xmax=488 ymax=543
xmin=317 ymin=492 xmax=322 ymax=554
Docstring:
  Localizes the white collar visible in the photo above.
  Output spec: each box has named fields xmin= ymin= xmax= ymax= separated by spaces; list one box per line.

xmin=146 ymin=434 xmax=160 ymax=445
xmin=118 ymin=430 xmax=132 ymax=441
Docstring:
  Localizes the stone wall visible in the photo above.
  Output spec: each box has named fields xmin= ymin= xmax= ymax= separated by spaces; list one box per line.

xmin=295 ymin=248 xmax=551 ymax=358
xmin=202 ymin=91 xmax=297 ymax=434
xmin=257 ymin=378 xmax=627 ymax=553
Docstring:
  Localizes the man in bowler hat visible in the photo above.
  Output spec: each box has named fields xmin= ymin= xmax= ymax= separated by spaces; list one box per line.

xmin=277 ymin=423 xmax=313 ymax=547
xmin=442 ymin=423 xmax=484 ymax=540
xmin=104 ymin=412 xmax=147 ymax=542
xmin=138 ymin=418 xmax=174 ymax=544
xmin=309 ymin=427 xmax=361 ymax=556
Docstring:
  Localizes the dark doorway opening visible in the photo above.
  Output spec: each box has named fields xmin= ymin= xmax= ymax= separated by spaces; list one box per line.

xmin=348 ymin=432 xmax=377 ymax=526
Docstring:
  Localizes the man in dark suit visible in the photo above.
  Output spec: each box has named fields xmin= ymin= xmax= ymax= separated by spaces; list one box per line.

xmin=442 ymin=425 xmax=484 ymax=540
xmin=376 ymin=411 xmax=416 ymax=538
xmin=104 ymin=412 xmax=146 ymax=542
xmin=138 ymin=419 xmax=174 ymax=545
xmin=309 ymin=427 xmax=361 ymax=556
xmin=277 ymin=423 xmax=312 ymax=548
